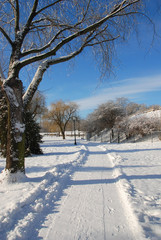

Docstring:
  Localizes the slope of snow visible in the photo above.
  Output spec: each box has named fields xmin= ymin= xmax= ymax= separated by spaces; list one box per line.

xmin=0 ymin=136 xmax=161 ymax=239
xmin=130 ymin=109 xmax=161 ymax=120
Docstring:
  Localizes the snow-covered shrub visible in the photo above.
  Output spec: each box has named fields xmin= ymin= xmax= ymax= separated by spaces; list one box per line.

xmin=117 ymin=114 xmax=161 ymax=140
xmin=129 ymin=116 xmax=160 ymax=137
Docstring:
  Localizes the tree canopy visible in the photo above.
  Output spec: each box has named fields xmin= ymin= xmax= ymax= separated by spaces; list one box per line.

xmin=44 ymin=100 xmax=78 ymax=139
xmin=0 ymin=1 xmax=143 ymax=87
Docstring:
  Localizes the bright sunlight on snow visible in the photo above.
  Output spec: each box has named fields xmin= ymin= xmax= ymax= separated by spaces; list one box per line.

xmin=0 ymin=135 xmax=161 ymax=240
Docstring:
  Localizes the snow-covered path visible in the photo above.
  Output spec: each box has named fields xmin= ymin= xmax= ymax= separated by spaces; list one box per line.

xmin=39 ymin=144 xmax=143 ymax=240
xmin=1 ymin=136 xmax=161 ymax=239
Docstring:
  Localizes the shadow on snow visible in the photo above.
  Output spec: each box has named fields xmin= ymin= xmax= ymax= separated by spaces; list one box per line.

xmin=70 ymin=174 xmax=161 ymax=186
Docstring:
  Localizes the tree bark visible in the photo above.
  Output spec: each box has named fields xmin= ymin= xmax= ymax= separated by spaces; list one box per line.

xmin=111 ymin=128 xmax=114 ymax=139
xmin=4 ymin=78 xmax=25 ymax=173
xmin=62 ymin=131 xmax=65 ymax=139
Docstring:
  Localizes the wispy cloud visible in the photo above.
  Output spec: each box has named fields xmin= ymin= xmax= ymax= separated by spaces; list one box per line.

xmin=75 ymin=74 xmax=161 ymax=111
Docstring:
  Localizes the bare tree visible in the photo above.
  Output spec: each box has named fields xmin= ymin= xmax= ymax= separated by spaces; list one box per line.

xmin=28 ymin=91 xmax=46 ymax=119
xmin=45 ymin=100 xmax=78 ymax=139
xmin=0 ymin=0 xmax=143 ymax=173
xmin=84 ymin=99 xmax=125 ymax=138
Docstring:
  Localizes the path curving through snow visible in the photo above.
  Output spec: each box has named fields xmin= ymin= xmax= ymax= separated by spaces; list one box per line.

xmin=39 ymin=144 xmax=144 ymax=240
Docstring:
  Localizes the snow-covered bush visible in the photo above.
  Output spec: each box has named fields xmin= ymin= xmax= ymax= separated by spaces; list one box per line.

xmin=117 ymin=114 xmax=161 ymax=140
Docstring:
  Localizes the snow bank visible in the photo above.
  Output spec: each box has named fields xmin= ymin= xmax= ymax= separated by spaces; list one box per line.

xmin=0 ymin=170 xmax=27 ymax=184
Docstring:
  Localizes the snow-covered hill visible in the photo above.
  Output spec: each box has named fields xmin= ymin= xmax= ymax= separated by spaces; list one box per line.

xmin=0 ymin=136 xmax=161 ymax=239
xmin=130 ymin=109 xmax=161 ymax=120
xmin=90 ymin=109 xmax=161 ymax=143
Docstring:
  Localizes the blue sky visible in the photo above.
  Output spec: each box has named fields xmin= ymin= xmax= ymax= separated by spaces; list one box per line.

xmin=37 ymin=3 xmax=161 ymax=118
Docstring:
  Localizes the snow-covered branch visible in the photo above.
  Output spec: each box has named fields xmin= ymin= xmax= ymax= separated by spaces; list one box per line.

xmin=23 ymin=44 xmax=86 ymax=108
xmin=23 ymin=60 xmax=49 ymax=109
xmin=21 ymin=27 xmax=70 ymax=57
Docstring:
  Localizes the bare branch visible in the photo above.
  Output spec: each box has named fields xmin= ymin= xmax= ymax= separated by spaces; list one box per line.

xmin=21 ymin=27 xmax=70 ymax=57
xmin=19 ymin=0 xmax=140 ymax=68
xmin=21 ymin=0 xmax=39 ymax=40
xmin=26 ymin=0 xmax=39 ymax=26
xmin=7 ymin=0 xmax=20 ymax=33
xmin=111 ymin=0 xmax=139 ymax=14
xmin=0 ymin=26 xmax=13 ymax=46
xmin=31 ymin=18 xmax=47 ymax=25
xmin=81 ymin=0 xmax=92 ymax=22
xmin=23 ymin=42 xmax=87 ymax=109
xmin=21 ymin=1 xmax=65 ymax=44
xmin=23 ymin=31 xmax=92 ymax=106
xmin=48 ymin=42 xmax=87 ymax=65
xmin=14 ymin=0 xmax=20 ymax=33
xmin=35 ymin=0 xmax=64 ymax=15
xmin=87 ymin=36 xmax=120 ymax=47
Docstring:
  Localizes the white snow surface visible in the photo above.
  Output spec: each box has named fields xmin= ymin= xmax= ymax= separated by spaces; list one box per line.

xmin=0 ymin=136 xmax=161 ymax=240
xmin=130 ymin=109 xmax=161 ymax=120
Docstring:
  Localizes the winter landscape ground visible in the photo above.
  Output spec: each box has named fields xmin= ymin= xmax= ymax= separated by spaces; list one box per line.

xmin=0 ymin=135 xmax=161 ymax=240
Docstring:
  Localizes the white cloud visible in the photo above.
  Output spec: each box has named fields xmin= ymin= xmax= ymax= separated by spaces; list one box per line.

xmin=75 ymin=74 xmax=161 ymax=111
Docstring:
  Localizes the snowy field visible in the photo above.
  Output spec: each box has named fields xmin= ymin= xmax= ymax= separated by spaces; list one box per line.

xmin=0 ymin=135 xmax=161 ymax=240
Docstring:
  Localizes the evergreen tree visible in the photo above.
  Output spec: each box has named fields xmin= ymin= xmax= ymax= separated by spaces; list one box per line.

xmin=0 ymin=89 xmax=43 ymax=157
xmin=24 ymin=111 xmax=43 ymax=156
xmin=0 ymin=90 xmax=8 ymax=157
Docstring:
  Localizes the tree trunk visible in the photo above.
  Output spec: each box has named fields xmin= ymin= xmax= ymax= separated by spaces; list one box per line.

xmin=111 ymin=128 xmax=114 ymax=139
xmin=59 ymin=125 xmax=66 ymax=139
xmin=62 ymin=131 xmax=65 ymax=139
xmin=4 ymin=78 xmax=25 ymax=173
